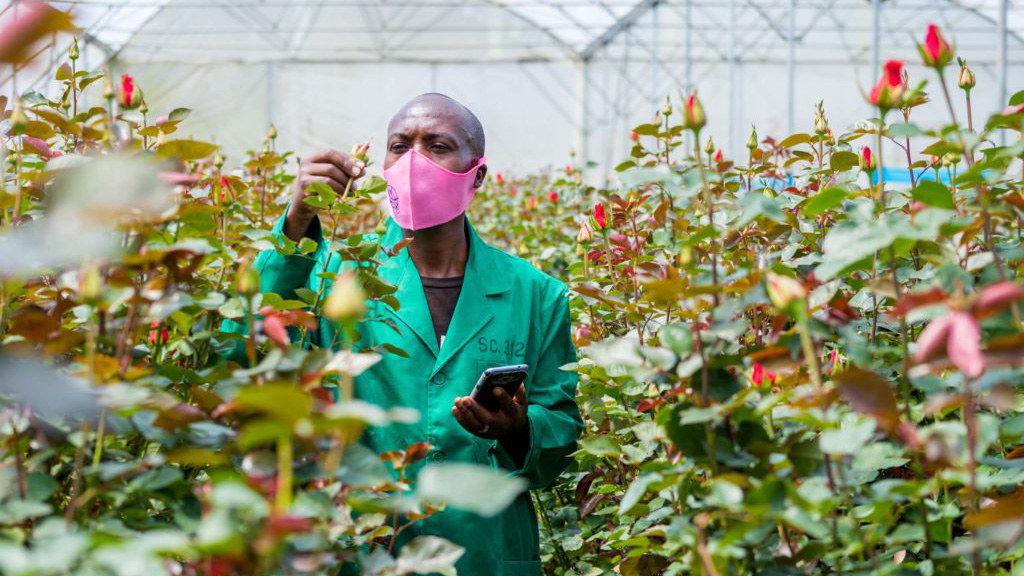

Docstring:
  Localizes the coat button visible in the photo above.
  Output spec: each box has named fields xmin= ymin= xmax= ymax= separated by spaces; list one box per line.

xmin=431 ymin=373 xmax=447 ymax=385
xmin=429 ymin=450 xmax=445 ymax=463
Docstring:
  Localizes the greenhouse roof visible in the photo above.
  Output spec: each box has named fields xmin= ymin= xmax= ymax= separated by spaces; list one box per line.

xmin=46 ymin=0 xmax=1024 ymax=66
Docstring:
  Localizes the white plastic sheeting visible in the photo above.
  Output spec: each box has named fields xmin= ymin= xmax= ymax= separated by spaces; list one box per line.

xmin=5 ymin=0 xmax=1024 ymax=178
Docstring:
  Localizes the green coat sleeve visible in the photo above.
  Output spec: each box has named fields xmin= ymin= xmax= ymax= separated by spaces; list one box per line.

xmin=219 ymin=208 xmax=327 ymax=361
xmin=489 ymin=286 xmax=583 ymax=490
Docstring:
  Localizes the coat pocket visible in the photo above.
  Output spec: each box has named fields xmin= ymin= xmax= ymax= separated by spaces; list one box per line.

xmin=502 ymin=560 xmax=541 ymax=576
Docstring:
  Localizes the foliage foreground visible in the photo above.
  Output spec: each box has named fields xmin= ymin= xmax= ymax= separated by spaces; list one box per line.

xmin=2 ymin=14 xmax=1024 ymax=576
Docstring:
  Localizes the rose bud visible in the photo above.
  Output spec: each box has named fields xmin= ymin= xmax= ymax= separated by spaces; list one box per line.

xmin=919 ymin=23 xmax=953 ymax=69
xmin=577 ymin=221 xmax=593 ymax=244
xmin=713 ymin=149 xmax=723 ymax=164
xmin=495 ymin=173 xmax=504 ymax=185
xmin=549 ymin=191 xmax=558 ymax=203
xmin=766 ymin=272 xmax=807 ymax=311
xmin=746 ymin=126 xmax=758 ymax=151
xmin=859 ymin=146 xmax=875 ymax=174
xmin=68 ymin=37 xmax=79 ymax=61
xmin=235 ymin=260 xmax=260 ymax=297
xmin=267 ymin=124 xmax=278 ymax=140
xmin=867 ymin=60 xmax=906 ymax=110
xmin=593 ymin=203 xmax=606 ymax=229
xmin=119 ymin=73 xmax=143 ymax=110
xmin=323 ymin=271 xmax=366 ymax=322
xmin=682 ymin=92 xmax=706 ymax=131
xmin=662 ymin=96 xmax=672 ymax=117
xmin=704 ymin=136 xmax=715 ymax=157
xmin=630 ymin=131 xmax=638 ymax=141
xmin=9 ymin=101 xmax=28 ymax=134
xmin=958 ymin=58 xmax=975 ymax=91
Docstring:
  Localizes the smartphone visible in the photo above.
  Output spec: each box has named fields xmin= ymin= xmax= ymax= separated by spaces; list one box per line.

xmin=470 ymin=364 xmax=529 ymax=412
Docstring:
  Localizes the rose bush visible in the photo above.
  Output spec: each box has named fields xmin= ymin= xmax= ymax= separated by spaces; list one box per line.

xmin=1 ymin=12 xmax=1024 ymax=576
xmin=471 ymin=26 xmax=1024 ymax=576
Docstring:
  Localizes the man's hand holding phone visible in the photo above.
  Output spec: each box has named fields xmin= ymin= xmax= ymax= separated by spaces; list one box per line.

xmin=452 ymin=383 xmax=527 ymax=442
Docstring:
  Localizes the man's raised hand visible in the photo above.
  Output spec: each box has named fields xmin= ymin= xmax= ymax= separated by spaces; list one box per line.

xmin=284 ymin=149 xmax=366 ymax=242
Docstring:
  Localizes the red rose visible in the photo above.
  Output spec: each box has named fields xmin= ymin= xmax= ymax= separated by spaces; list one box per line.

xmin=120 ymin=73 xmax=143 ymax=110
xmin=921 ymin=23 xmax=953 ymax=69
xmin=868 ymin=60 xmax=905 ymax=109
xmin=594 ymin=203 xmax=606 ymax=229
xmin=549 ymin=191 xmax=558 ymax=203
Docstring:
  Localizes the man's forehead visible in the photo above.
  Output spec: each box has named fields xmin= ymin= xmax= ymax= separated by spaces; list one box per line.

xmin=389 ymin=97 xmax=469 ymax=134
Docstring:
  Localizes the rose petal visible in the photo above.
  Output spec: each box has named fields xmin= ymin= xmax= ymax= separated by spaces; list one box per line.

xmin=947 ymin=311 xmax=984 ymax=379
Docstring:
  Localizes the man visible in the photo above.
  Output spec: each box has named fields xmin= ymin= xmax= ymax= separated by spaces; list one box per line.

xmin=229 ymin=93 xmax=583 ymax=575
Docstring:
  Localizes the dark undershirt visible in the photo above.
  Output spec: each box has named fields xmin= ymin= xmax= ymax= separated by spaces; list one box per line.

xmin=421 ymin=275 xmax=464 ymax=347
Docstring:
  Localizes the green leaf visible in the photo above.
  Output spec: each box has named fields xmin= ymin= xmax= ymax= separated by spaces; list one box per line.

xmin=632 ymin=123 xmax=660 ymax=136
xmin=156 ymin=139 xmax=219 ymax=161
xmin=415 ymin=463 xmax=527 ymax=517
xmin=657 ymin=323 xmax=692 ymax=356
xmin=1010 ymin=89 xmax=1024 ymax=106
xmin=26 ymin=472 xmax=58 ymax=501
xmin=298 ymin=237 xmax=319 ymax=254
xmin=236 ymin=384 xmax=312 ymax=423
xmin=888 ymin=122 xmax=924 ymax=138
xmin=778 ymin=133 xmax=811 ymax=148
xmin=829 ymin=150 xmax=858 ymax=172
xmin=55 ymin=63 xmax=72 ymax=81
xmin=619 ymin=472 xmax=662 ymax=515
xmin=579 ymin=434 xmax=621 ymax=457
xmin=815 ymin=219 xmax=896 ymax=281
xmin=911 ymin=180 xmax=955 ymax=210
xmin=736 ymin=191 xmax=785 ymax=227
xmin=803 ymin=187 xmax=847 ymax=217
xmin=168 ymin=107 xmax=191 ymax=122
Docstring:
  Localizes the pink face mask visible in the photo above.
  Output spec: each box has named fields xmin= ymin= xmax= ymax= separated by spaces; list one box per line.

xmin=382 ymin=149 xmax=486 ymax=230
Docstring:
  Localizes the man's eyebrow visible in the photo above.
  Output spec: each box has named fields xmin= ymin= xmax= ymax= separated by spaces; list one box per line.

xmin=423 ymin=132 xmax=457 ymax=142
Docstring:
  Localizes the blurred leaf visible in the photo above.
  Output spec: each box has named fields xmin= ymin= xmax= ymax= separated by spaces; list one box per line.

xmin=804 ymin=187 xmax=847 ymax=217
xmin=394 ymin=536 xmax=464 ymax=576
xmin=911 ymin=180 xmax=955 ymax=210
xmin=155 ymin=139 xmax=220 ymax=161
xmin=829 ymin=150 xmax=858 ymax=172
xmin=834 ymin=367 xmax=900 ymax=432
xmin=415 ymin=463 xmax=527 ymax=517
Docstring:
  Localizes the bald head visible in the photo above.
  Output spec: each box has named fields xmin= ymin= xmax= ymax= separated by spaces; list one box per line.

xmin=387 ymin=93 xmax=485 ymax=159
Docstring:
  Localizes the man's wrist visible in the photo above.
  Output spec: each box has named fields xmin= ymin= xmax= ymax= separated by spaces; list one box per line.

xmin=284 ymin=205 xmax=316 ymax=243
xmin=498 ymin=414 xmax=530 ymax=467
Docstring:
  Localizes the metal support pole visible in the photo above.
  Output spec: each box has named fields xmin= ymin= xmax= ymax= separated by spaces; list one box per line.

xmin=265 ymin=61 xmax=274 ymax=130
xmin=579 ymin=59 xmax=590 ymax=172
xmin=871 ymin=0 xmax=880 ymax=74
xmin=729 ymin=0 xmax=737 ymax=156
xmin=787 ymin=0 xmax=796 ymax=135
xmin=651 ymin=2 xmax=658 ymax=106
xmin=998 ymin=0 xmax=1009 ymax=145
xmin=684 ymin=0 xmax=692 ymax=92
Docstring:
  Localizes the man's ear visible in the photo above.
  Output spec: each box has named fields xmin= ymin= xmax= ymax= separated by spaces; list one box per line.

xmin=472 ymin=164 xmax=487 ymax=189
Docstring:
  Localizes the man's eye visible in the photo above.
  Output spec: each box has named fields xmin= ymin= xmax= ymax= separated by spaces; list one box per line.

xmin=431 ymin=144 xmax=450 ymax=152
xmin=390 ymin=144 xmax=408 ymax=153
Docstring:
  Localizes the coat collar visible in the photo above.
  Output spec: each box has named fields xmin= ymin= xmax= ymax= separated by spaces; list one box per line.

xmin=378 ymin=216 xmax=510 ymax=374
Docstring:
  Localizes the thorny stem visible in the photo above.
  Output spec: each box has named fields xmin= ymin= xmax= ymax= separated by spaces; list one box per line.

xmin=964 ymin=376 xmax=981 ymax=576
xmin=275 ymin=434 xmax=293 ymax=514
xmin=693 ymin=135 xmax=719 ymax=306
xmin=65 ymin=421 xmax=89 ymax=525
xmin=303 ymin=177 xmax=356 ymax=349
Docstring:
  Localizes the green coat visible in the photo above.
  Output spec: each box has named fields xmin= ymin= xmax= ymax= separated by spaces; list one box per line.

xmin=223 ymin=210 xmax=583 ymax=576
